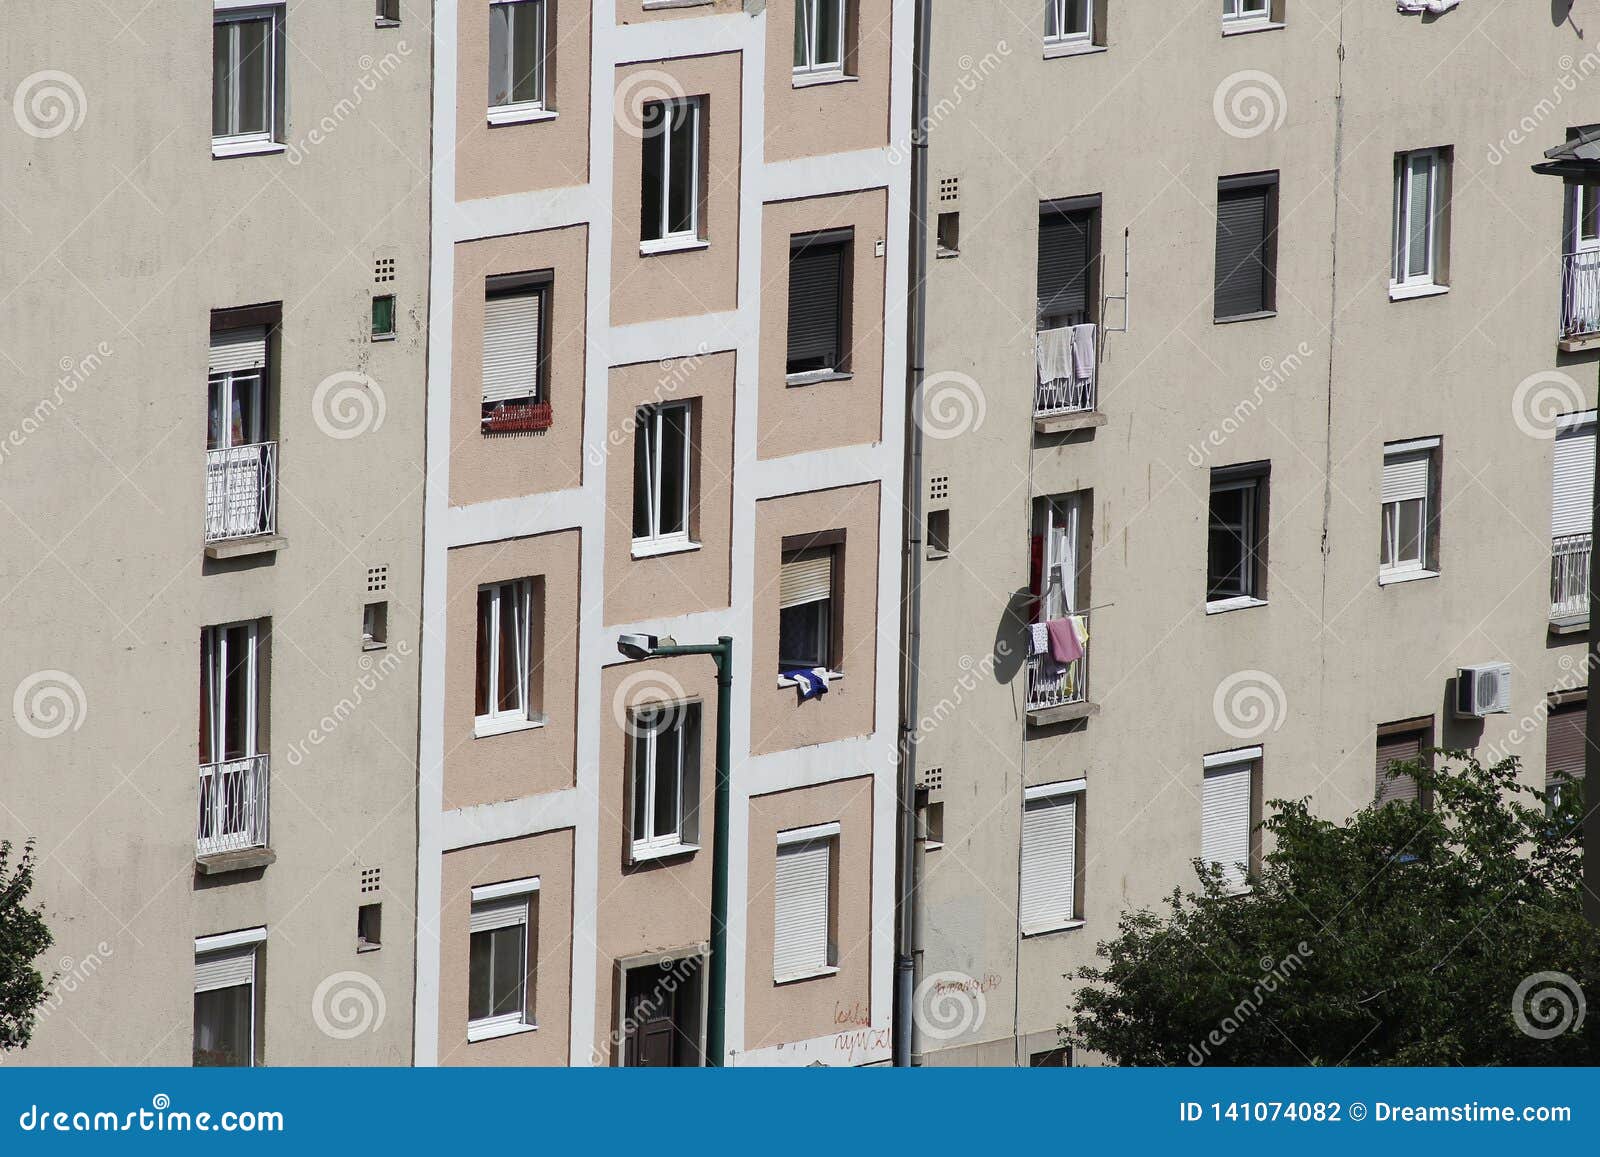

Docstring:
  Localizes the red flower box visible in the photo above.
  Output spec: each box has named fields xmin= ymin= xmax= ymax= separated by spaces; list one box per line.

xmin=482 ymin=400 xmax=552 ymax=435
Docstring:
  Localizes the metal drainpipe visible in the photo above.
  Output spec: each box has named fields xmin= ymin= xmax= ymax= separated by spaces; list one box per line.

xmin=894 ymin=0 xmax=933 ymax=1069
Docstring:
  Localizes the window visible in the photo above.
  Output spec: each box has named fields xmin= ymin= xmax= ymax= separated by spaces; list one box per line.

xmin=632 ymin=402 xmax=694 ymax=553
xmin=1032 ymin=493 xmax=1086 ymax=620
xmin=371 ymin=295 xmax=396 ymax=340
xmin=1207 ymin=463 xmax=1268 ymax=609
xmin=1201 ymin=748 xmax=1259 ymax=893
xmin=212 ymin=4 xmax=283 ymax=154
xmin=779 ymin=533 xmax=842 ymax=673
xmin=936 ymin=211 xmax=960 ymax=258
xmin=1214 ymin=173 xmax=1278 ymax=320
xmin=375 ymin=0 xmax=400 ymax=24
xmin=1550 ymin=413 xmax=1592 ymax=622
xmin=357 ymin=903 xmax=382 ymax=951
xmin=1379 ymin=437 xmax=1440 ymax=580
xmin=794 ymin=0 xmax=846 ymax=74
xmin=641 ymin=98 xmax=703 ymax=249
xmin=468 ymin=878 xmax=538 ymax=1040
xmin=1030 ymin=1047 xmax=1071 ymax=1067
xmin=487 ymin=0 xmax=547 ymax=117
xmin=1222 ymin=0 xmax=1273 ymax=26
xmin=1376 ymin=719 xmax=1432 ymax=808
xmin=1045 ymin=0 xmax=1090 ymax=43
xmin=206 ymin=321 xmax=276 ymax=542
xmin=786 ymin=229 xmax=852 ymax=379
xmin=1392 ymin=148 xmax=1449 ymax=294
xmin=362 ymin=601 xmax=388 ymax=650
xmin=198 ymin=621 xmax=268 ymax=856
xmin=774 ymin=822 xmax=839 ymax=982
xmin=926 ymin=508 xmax=950 ymax=559
xmin=1019 ymin=780 xmax=1084 ymax=934
xmin=620 ymin=952 xmax=705 ymax=1066
xmin=475 ymin=579 xmax=541 ymax=735
xmin=481 ymin=274 xmax=549 ymax=425
xmin=630 ymin=703 xmax=702 ymax=861
xmin=1545 ymin=697 xmax=1586 ymax=812
xmin=194 ymin=928 xmax=265 ymax=1067
xmin=1037 ymin=200 xmax=1098 ymax=330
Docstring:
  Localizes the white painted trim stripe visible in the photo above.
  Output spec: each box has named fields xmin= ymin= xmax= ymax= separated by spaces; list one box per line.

xmin=1024 ymin=777 xmax=1088 ymax=802
xmin=194 ymin=926 xmax=268 ymax=954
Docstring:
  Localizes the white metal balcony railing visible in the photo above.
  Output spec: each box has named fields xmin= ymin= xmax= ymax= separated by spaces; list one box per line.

xmin=205 ymin=441 xmax=277 ymax=543
xmin=1561 ymin=251 xmax=1600 ymax=340
xmin=197 ymin=754 xmax=269 ymax=857
xmin=1034 ymin=323 xmax=1097 ymax=418
xmin=1025 ymin=614 xmax=1089 ymax=713
xmin=1551 ymin=532 xmax=1592 ymax=621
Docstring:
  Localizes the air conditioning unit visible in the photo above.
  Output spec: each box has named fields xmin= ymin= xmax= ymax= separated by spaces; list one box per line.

xmin=1454 ymin=662 xmax=1511 ymax=718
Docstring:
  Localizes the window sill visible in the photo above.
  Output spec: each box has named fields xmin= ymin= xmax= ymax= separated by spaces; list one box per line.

xmin=1022 ymin=918 xmax=1086 ymax=939
xmin=1377 ymin=567 xmax=1439 ymax=588
xmin=371 ymin=332 xmax=397 ymax=343
xmin=1205 ymin=595 xmax=1267 ymax=615
xmin=792 ymin=70 xmax=858 ymax=90
xmin=631 ymin=537 xmax=701 ymax=560
xmin=205 ymin=533 xmax=286 ymax=561
xmin=775 ymin=965 xmax=840 ymax=986
xmin=473 ymin=714 xmax=547 ymax=739
xmin=778 ymin=670 xmax=843 ymax=689
xmin=211 ymin=137 xmax=285 ymax=160
xmin=935 ymin=246 xmax=960 ymax=259
xmin=357 ymin=942 xmax=382 ymax=954
xmin=374 ymin=17 xmax=402 ymax=28
xmin=785 ymin=370 xmax=853 ymax=389
xmin=194 ymin=846 xmax=276 ymax=876
xmin=1389 ymin=282 xmax=1448 ymax=302
xmin=467 ymin=1019 xmax=537 ymax=1043
xmin=630 ymin=841 xmax=700 ymax=865
xmin=643 ymin=0 xmax=713 ymax=8
xmin=1043 ymin=39 xmax=1106 ymax=60
xmin=1550 ymin=614 xmax=1589 ymax=636
xmin=1221 ymin=19 xmax=1284 ymax=36
xmin=487 ymin=104 xmax=557 ymax=127
xmin=362 ymin=640 xmax=388 ymax=652
xmin=639 ymin=236 xmax=709 ymax=257
xmin=1214 ymin=309 xmax=1277 ymax=325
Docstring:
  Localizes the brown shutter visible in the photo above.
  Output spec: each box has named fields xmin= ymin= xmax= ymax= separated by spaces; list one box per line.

xmin=1376 ymin=728 xmax=1425 ymax=806
xmin=1546 ymin=701 xmax=1587 ymax=790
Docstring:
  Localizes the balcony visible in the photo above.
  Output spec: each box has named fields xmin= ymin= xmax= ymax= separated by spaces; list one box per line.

xmin=1034 ymin=323 xmax=1104 ymax=434
xmin=1024 ymin=614 xmax=1096 ymax=725
xmin=205 ymin=441 xmax=277 ymax=548
xmin=196 ymin=754 xmax=271 ymax=870
xmin=1550 ymin=532 xmax=1591 ymax=631
xmin=1560 ymin=251 xmax=1600 ymax=347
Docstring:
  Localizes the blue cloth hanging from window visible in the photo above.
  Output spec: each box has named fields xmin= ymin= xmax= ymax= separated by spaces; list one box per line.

xmin=783 ymin=667 xmax=831 ymax=701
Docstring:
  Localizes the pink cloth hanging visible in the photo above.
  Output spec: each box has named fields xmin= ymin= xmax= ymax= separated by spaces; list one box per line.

xmin=1046 ymin=617 xmax=1083 ymax=664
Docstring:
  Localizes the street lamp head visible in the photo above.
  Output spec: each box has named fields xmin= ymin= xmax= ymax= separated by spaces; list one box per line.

xmin=616 ymin=633 xmax=659 ymax=660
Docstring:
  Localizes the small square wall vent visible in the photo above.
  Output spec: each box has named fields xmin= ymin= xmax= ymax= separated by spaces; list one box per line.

xmin=374 ymin=257 xmax=396 ymax=284
xmin=919 ymin=765 xmax=944 ymax=792
xmin=939 ymin=176 xmax=960 ymax=203
xmin=361 ymin=867 xmax=382 ymax=894
xmin=929 ymin=475 xmax=950 ymax=502
xmin=367 ymin=566 xmax=388 ymax=593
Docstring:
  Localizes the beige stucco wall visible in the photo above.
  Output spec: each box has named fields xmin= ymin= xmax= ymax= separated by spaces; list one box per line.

xmin=610 ymin=54 xmax=743 ymax=326
xmin=455 ymin=0 xmax=591 ymax=200
xmin=451 ymin=226 xmax=589 ymax=506
xmin=437 ymin=828 xmax=575 ymax=1065
xmin=444 ymin=531 xmax=581 ymax=810
xmin=758 ymin=189 xmax=888 ymax=459
xmin=603 ymin=352 xmax=737 ymax=625
xmin=764 ymin=0 xmax=894 ymax=163
xmin=616 ymin=0 xmax=743 ymax=23
xmin=752 ymin=483 xmax=880 ymax=755
xmin=743 ymin=775 xmax=875 ymax=1050
xmin=591 ymin=654 xmax=720 ymax=1062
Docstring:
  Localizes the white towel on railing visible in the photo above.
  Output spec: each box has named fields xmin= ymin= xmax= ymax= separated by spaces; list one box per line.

xmin=1036 ymin=327 xmax=1073 ymax=386
xmin=1070 ymin=323 xmax=1097 ymax=383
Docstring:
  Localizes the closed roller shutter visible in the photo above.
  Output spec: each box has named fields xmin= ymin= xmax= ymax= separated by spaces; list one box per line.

xmin=779 ymin=551 xmax=833 ymax=609
xmin=1547 ymin=700 xmax=1587 ymax=791
xmin=1552 ymin=419 xmax=1595 ymax=538
xmin=1376 ymin=728 xmax=1425 ymax=806
xmin=209 ymin=327 xmax=267 ymax=375
xmin=1037 ymin=209 xmax=1092 ymax=324
xmin=1201 ymin=759 xmax=1253 ymax=890
xmin=482 ymin=291 xmax=542 ymax=404
xmin=787 ymin=238 xmax=847 ymax=374
xmin=195 ymin=946 xmax=256 ymax=993
xmin=774 ymin=837 xmax=831 ymax=979
xmin=1382 ymin=451 xmax=1431 ymax=505
xmin=1214 ymin=184 xmax=1271 ymax=318
xmin=1019 ymin=791 xmax=1076 ymax=931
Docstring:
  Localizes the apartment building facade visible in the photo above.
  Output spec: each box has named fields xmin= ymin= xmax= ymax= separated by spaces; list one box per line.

xmin=414 ymin=0 xmax=910 ymax=1066
xmin=913 ymin=2 xmax=1600 ymax=1064
xmin=1 ymin=4 xmax=429 ymax=1063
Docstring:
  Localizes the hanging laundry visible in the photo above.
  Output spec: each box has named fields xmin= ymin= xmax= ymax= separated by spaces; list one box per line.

xmin=1046 ymin=617 xmax=1083 ymax=664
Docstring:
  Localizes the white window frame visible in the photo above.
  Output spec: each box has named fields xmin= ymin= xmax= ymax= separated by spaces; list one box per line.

xmin=794 ymin=0 xmax=847 ymax=75
xmin=475 ymin=579 xmax=539 ymax=737
xmin=1201 ymin=748 xmax=1260 ymax=895
xmin=487 ymin=0 xmax=551 ymax=125
xmin=774 ymin=821 xmax=840 ymax=983
xmin=467 ymin=879 xmax=539 ymax=1041
xmin=1571 ymin=183 xmax=1600 ymax=253
xmin=1019 ymin=779 xmax=1086 ymax=936
xmin=1379 ymin=437 xmax=1439 ymax=582
xmin=1045 ymin=0 xmax=1091 ymax=45
xmin=1392 ymin=148 xmax=1444 ymax=293
xmin=212 ymin=3 xmax=284 ymax=157
xmin=1206 ymin=473 xmax=1264 ymax=610
xmin=632 ymin=401 xmax=695 ymax=557
xmin=194 ymin=927 xmax=266 ymax=1068
xmin=640 ymin=98 xmax=703 ymax=253
xmin=629 ymin=703 xmax=701 ymax=862
xmin=1221 ymin=0 xmax=1273 ymax=29
xmin=200 ymin=621 xmax=260 ymax=764
xmin=778 ymin=545 xmax=838 ymax=673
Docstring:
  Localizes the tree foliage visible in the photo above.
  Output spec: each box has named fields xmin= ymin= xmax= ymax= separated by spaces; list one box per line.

xmin=0 ymin=840 xmax=53 ymax=1051
xmin=1068 ymin=754 xmax=1600 ymax=1065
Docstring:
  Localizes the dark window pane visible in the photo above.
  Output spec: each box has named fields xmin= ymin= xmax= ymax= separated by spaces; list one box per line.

xmin=653 ymin=720 xmax=682 ymax=841
xmin=475 ymin=589 xmax=492 ymax=715
xmin=213 ymin=24 xmax=231 ymax=135
xmin=234 ymin=18 xmax=269 ymax=136
xmin=640 ymin=103 xmax=666 ymax=240
xmin=510 ymin=2 xmax=542 ymax=104
xmin=633 ymin=410 xmax=654 ymax=538
xmin=488 ymin=925 xmax=526 ymax=1017
xmin=221 ymin=625 xmax=251 ymax=761
xmin=780 ymin=601 xmax=829 ymax=669
xmin=468 ymin=929 xmax=493 ymax=1020
xmin=632 ymin=727 xmax=651 ymax=838
xmin=193 ymin=984 xmax=252 ymax=1067
xmin=488 ymin=5 xmax=512 ymax=105
xmin=658 ymin=406 xmax=688 ymax=536
xmin=667 ymin=104 xmax=697 ymax=236
xmin=813 ymin=0 xmax=842 ymax=66
xmin=496 ymin=586 xmax=519 ymax=713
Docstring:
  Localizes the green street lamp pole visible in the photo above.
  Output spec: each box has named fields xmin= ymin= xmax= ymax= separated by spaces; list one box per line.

xmin=619 ymin=634 xmax=735 ymax=1063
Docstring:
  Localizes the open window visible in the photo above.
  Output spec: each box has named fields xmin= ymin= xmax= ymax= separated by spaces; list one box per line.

xmin=468 ymin=878 xmax=538 ymax=1041
xmin=779 ymin=531 xmax=844 ymax=675
xmin=628 ymin=702 xmax=703 ymax=862
xmin=474 ymin=579 xmax=545 ymax=736
xmin=641 ymin=98 xmax=705 ymax=252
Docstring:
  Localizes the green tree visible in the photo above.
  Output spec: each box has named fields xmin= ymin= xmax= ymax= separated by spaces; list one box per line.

xmin=0 ymin=840 xmax=53 ymax=1051
xmin=1068 ymin=754 xmax=1600 ymax=1065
